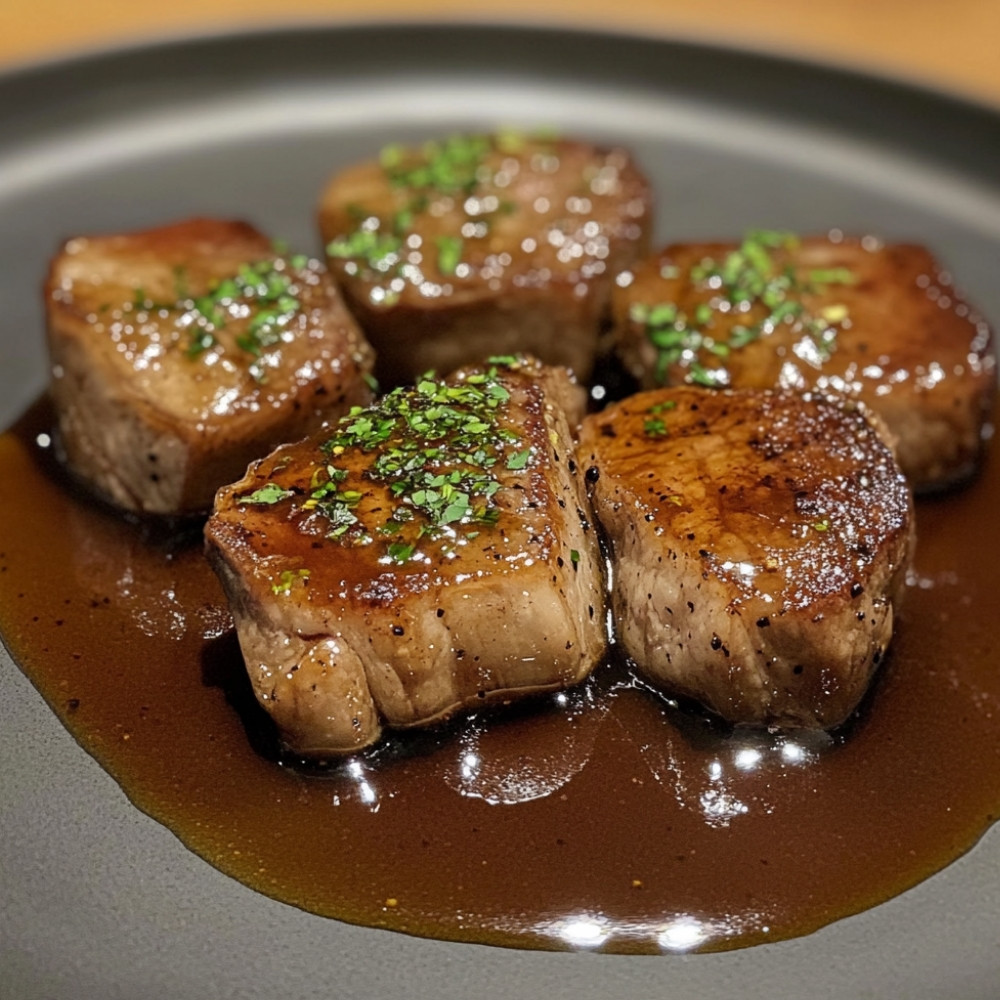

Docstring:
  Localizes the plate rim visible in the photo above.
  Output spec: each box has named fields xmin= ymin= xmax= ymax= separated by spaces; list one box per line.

xmin=1 ymin=14 xmax=998 ymax=117
xmin=1 ymin=18 xmax=999 ymax=143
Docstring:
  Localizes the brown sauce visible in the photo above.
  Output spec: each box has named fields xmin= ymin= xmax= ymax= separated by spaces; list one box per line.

xmin=2 ymin=396 xmax=999 ymax=954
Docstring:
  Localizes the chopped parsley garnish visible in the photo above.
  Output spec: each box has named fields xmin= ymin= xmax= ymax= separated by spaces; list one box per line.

xmin=634 ymin=229 xmax=855 ymax=386
xmin=383 ymin=133 xmax=492 ymax=195
xmin=643 ymin=417 xmax=668 ymax=438
xmin=325 ymin=131 xmax=556 ymax=291
xmin=133 ymin=253 xmax=310 ymax=381
xmin=299 ymin=361 xmax=529 ymax=563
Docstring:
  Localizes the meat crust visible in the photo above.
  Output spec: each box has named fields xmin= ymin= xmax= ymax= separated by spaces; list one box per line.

xmin=319 ymin=133 xmax=651 ymax=385
xmin=45 ymin=218 xmax=374 ymax=515
xmin=612 ymin=233 xmax=996 ymax=491
xmin=580 ymin=386 xmax=914 ymax=729
xmin=205 ymin=358 xmax=606 ymax=756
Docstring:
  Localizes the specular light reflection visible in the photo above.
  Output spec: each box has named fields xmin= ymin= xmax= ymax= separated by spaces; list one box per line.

xmin=460 ymin=751 xmax=479 ymax=780
xmin=551 ymin=915 xmax=610 ymax=949
xmin=657 ymin=916 xmax=709 ymax=951
xmin=545 ymin=912 xmax=761 ymax=952
xmin=694 ymin=732 xmax=825 ymax=827
xmin=780 ymin=740 xmax=806 ymax=763
xmin=734 ymin=747 xmax=762 ymax=771
xmin=331 ymin=757 xmax=381 ymax=812
xmin=719 ymin=730 xmax=826 ymax=777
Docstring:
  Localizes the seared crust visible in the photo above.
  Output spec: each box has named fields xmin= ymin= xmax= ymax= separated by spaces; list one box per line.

xmin=580 ymin=386 xmax=914 ymax=729
xmin=205 ymin=359 xmax=606 ymax=756
xmin=45 ymin=218 xmax=374 ymax=514
xmin=319 ymin=133 xmax=651 ymax=385
xmin=613 ymin=234 xmax=996 ymax=491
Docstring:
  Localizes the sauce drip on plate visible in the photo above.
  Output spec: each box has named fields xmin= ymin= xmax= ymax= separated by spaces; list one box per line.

xmin=1 ymin=398 xmax=999 ymax=953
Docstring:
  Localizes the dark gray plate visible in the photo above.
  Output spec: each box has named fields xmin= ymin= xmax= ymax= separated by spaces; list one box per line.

xmin=2 ymin=23 xmax=999 ymax=1000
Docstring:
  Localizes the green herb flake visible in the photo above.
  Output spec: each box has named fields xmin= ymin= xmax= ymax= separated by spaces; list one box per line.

xmin=271 ymin=568 xmax=310 ymax=596
xmin=387 ymin=541 xmax=416 ymax=563
xmin=186 ymin=328 xmax=217 ymax=359
xmin=326 ymin=229 xmax=403 ymax=270
xmin=570 ymin=549 xmax=580 ymax=565
xmin=379 ymin=143 xmax=405 ymax=169
xmin=506 ymin=448 xmax=532 ymax=471
xmin=436 ymin=235 xmax=464 ymax=276
xmin=643 ymin=417 xmax=668 ymax=438
xmin=486 ymin=355 xmax=519 ymax=370
xmin=809 ymin=267 xmax=855 ymax=286
xmin=647 ymin=400 xmax=677 ymax=415
xmin=494 ymin=127 xmax=527 ymax=154
xmin=694 ymin=302 xmax=714 ymax=326
xmin=688 ymin=362 xmax=728 ymax=388
xmin=237 ymin=483 xmax=295 ymax=505
xmin=647 ymin=303 xmax=678 ymax=326
xmin=173 ymin=266 xmax=189 ymax=299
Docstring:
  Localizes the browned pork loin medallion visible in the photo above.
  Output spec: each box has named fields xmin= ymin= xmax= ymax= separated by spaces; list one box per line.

xmin=319 ymin=132 xmax=651 ymax=386
xmin=613 ymin=231 xmax=996 ymax=491
xmin=580 ymin=386 xmax=914 ymax=729
xmin=45 ymin=218 xmax=374 ymax=515
xmin=205 ymin=358 xmax=606 ymax=757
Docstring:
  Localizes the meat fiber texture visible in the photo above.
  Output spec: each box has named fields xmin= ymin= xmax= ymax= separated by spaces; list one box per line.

xmin=319 ymin=133 xmax=651 ymax=386
xmin=580 ymin=386 xmax=914 ymax=730
xmin=45 ymin=218 xmax=374 ymax=515
xmin=205 ymin=358 xmax=606 ymax=757
xmin=612 ymin=234 xmax=996 ymax=492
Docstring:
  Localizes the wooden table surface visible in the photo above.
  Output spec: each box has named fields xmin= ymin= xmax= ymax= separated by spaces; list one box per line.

xmin=1 ymin=0 xmax=1000 ymax=108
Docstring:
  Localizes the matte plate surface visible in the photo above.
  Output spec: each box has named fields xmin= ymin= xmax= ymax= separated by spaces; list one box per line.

xmin=2 ymin=22 xmax=999 ymax=1000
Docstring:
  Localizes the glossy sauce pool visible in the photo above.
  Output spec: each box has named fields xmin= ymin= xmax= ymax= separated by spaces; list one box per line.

xmin=2 ymin=398 xmax=999 ymax=954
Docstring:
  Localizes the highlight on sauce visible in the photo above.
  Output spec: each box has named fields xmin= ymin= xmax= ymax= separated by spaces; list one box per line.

xmin=1 ymin=396 xmax=999 ymax=954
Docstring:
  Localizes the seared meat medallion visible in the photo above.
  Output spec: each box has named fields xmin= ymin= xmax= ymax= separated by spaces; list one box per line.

xmin=45 ymin=218 xmax=374 ymax=515
xmin=613 ymin=230 xmax=996 ymax=491
xmin=580 ymin=386 xmax=914 ymax=730
xmin=205 ymin=358 xmax=606 ymax=756
xmin=319 ymin=132 xmax=651 ymax=385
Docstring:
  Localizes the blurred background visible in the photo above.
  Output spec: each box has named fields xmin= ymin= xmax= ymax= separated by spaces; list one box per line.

xmin=2 ymin=0 xmax=999 ymax=106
